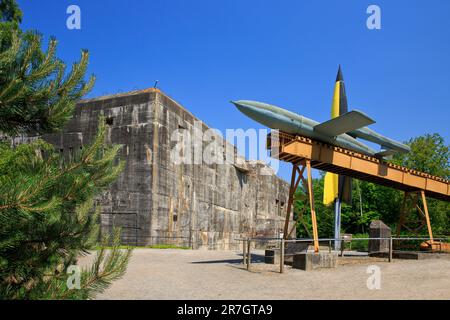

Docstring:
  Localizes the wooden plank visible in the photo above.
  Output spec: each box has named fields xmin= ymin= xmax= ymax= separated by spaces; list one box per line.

xmin=426 ymin=179 xmax=448 ymax=195
xmin=306 ymin=160 xmax=319 ymax=253
xmin=404 ymin=174 xmax=427 ymax=189
xmin=381 ymin=167 xmax=403 ymax=183
xmin=283 ymin=165 xmax=298 ymax=239
xmin=420 ymin=191 xmax=434 ymax=242
xmin=350 ymin=157 xmax=379 ymax=175
xmin=283 ymin=142 xmax=312 ymax=159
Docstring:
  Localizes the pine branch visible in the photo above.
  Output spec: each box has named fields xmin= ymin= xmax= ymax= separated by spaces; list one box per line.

xmin=0 ymin=0 xmax=128 ymax=300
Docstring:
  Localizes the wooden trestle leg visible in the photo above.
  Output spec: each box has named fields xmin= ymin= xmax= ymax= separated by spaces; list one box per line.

xmin=282 ymin=160 xmax=319 ymax=253
xmin=420 ymin=190 xmax=434 ymax=243
xmin=396 ymin=190 xmax=435 ymax=249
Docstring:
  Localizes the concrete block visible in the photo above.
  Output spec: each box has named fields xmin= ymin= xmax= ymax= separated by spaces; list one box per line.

xmin=393 ymin=251 xmax=450 ymax=260
xmin=292 ymin=252 xmax=338 ymax=271
xmin=265 ymin=242 xmax=309 ymax=265
xmin=369 ymin=220 xmax=391 ymax=255
xmin=265 ymin=249 xmax=280 ymax=264
xmin=285 ymin=241 xmax=309 ymax=254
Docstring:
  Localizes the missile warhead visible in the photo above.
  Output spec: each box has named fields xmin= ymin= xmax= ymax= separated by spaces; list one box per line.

xmin=231 ymin=100 xmax=303 ymax=134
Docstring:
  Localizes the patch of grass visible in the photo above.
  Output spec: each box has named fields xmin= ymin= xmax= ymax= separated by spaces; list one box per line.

xmin=145 ymin=244 xmax=191 ymax=250
xmin=350 ymin=233 xmax=369 ymax=252
xmin=93 ymin=244 xmax=191 ymax=250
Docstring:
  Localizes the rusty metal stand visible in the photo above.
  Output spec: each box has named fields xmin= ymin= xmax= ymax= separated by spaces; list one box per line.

xmin=282 ymin=160 xmax=319 ymax=252
xmin=267 ymin=131 xmax=449 ymax=254
xmin=396 ymin=190 xmax=434 ymax=243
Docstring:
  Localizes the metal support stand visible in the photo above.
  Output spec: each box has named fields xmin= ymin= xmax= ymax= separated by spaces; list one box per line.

xmin=242 ymin=238 xmax=247 ymax=265
xmin=246 ymin=238 xmax=251 ymax=271
xmin=389 ymin=236 xmax=393 ymax=262
xmin=283 ymin=165 xmax=302 ymax=238
xmin=280 ymin=239 xmax=285 ymax=274
xmin=307 ymin=161 xmax=319 ymax=253
xmin=334 ymin=198 xmax=341 ymax=251
xmin=283 ymin=160 xmax=319 ymax=253
xmin=267 ymin=132 xmax=448 ymax=256
xmin=396 ymin=191 xmax=434 ymax=243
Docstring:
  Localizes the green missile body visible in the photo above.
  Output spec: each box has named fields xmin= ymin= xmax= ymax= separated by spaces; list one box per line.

xmin=231 ymin=100 xmax=410 ymax=158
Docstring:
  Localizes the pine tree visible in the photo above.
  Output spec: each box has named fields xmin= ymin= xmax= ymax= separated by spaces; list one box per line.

xmin=0 ymin=1 xmax=131 ymax=299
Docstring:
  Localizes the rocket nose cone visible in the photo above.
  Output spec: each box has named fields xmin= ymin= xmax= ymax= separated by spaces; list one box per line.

xmin=230 ymin=100 xmax=251 ymax=112
xmin=230 ymin=100 xmax=239 ymax=107
xmin=230 ymin=100 xmax=266 ymax=121
xmin=230 ymin=100 xmax=246 ymax=106
xmin=231 ymin=100 xmax=262 ymax=109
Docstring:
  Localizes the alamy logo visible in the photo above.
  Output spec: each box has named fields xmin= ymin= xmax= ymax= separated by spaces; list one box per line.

xmin=366 ymin=265 xmax=381 ymax=290
xmin=170 ymin=121 xmax=280 ymax=174
xmin=367 ymin=5 xmax=381 ymax=30
xmin=67 ymin=5 xmax=81 ymax=30
xmin=66 ymin=265 xmax=81 ymax=290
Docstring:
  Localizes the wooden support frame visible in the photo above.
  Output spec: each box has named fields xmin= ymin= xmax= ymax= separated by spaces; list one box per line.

xmin=267 ymin=132 xmax=449 ymax=253
xmin=396 ymin=191 xmax=433 ymax=243
xmin=268 ymin=132 xmax=449 ymax=202
xmin=283 ymin=160 xmax=319 ymax=253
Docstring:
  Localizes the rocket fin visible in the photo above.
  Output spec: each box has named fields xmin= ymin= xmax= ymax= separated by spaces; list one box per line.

xmin=323 ymin=172 xmax=338 ymax=205
xmin=339 ymin=175 xmax=352 ymax=204
xmin=375 ymin=149 xmax=397 ymax=158
xmin=314 ymin=110 xmax=375 ymax=137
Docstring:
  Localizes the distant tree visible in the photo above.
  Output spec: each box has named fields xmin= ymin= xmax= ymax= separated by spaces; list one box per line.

xmin=294 ymin=176 xmax=334 ymax=239
xmin=392 ymin=133 xmax=450 ymax=235
xmin=342 ymin=181 xmax=402 ymax=234
xmin=393 ymin=133 xmax=450 ymax=179
xmin=0 ymin=0 xmax=130 ymax=299
xmin=0 ymin=0 xmax=21 ymax=25
xmin=342 ymin=133 xmax=450 ymax=236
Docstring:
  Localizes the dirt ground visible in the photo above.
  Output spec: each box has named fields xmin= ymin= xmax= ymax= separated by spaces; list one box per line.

xmin=88 ymin=249 xmax=450 ymax=300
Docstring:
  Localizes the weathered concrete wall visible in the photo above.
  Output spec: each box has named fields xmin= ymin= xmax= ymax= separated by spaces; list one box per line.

xmin=44 ymin=89 xmax=292 ymax=249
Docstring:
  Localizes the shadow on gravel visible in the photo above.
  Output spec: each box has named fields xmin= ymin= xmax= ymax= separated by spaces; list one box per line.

xmin=191 ymin=254 xmax=265 ymax=264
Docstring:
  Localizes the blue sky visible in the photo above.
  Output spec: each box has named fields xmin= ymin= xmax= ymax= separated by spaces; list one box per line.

xmin=17 ymin=0 xmax=450 ymax=181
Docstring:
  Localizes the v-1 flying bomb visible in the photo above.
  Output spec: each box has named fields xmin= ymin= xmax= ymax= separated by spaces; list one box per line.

xmin=230 ymin=100 xmax=410 ymax=159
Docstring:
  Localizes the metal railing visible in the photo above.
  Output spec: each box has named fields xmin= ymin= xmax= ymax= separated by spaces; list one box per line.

xmin=116 ymin=235 xmax=244 ymax=250
xmin=236 ymin=236 xmax=450 ymax=274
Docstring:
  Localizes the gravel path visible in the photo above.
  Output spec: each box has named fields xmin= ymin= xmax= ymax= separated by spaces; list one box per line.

xmin=91 ymin=249 xmax=450 ymax=300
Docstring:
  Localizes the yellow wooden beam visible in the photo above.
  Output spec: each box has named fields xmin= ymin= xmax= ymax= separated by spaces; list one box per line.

xmin=420 ymin=190 xmax=434 ymax=242
xmin=306 ymin=160 xmax=319 ymax=253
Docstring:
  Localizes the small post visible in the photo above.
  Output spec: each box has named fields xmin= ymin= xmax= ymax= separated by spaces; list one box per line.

xmin=334 ymin=198 xmax=341 ymax=250
xmin=388 ymin=236 xmax=393 ymax=262
xmin=247 ymin=238 xmax=251 ymax=271
xmin=280 ymin=239 xmax=285 ymax=274
xmin=242 ymin=238 xmax=247 ymax=265
xmin=329 ymin=240 xmax=332 ymax=253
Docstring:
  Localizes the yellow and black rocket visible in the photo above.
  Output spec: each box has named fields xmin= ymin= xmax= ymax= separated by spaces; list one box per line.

xmin=323 ymin=66 xmax=352 ymax=205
